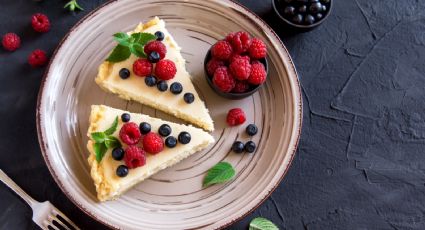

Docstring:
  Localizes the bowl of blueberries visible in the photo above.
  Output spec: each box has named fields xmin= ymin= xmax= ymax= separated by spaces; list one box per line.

xmin=272 ymin=0 xmax=332 ymax=31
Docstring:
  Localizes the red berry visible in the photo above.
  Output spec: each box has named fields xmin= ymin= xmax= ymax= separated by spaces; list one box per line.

xmin=225 ymin=32 xmax=237 ymax=43
xmin=2 ymin=33 xmax=21 ymax=51
xmin=229 ymin=31 xmax=251 ymax=54
xmin=248 ymin=61 xmax=267 ymax=85
xmin=144 ymin=41 xmax=166 ymax=59
xmin=28 ymin=49 xmax=48 ymax=67
xmin=124 ymin=146 xmax=146 ymax=169
xmin=31 ymin=13 xmax=50 ymax=33
xmin=248 ymin=38 xmax=267 ymax=59
xmin=233 ymin=81 xmax=250 ymax=93
xmin=212 ymin=67 xmax=235 ymax=93
xmin=119 ymin=122 xmax=142 ymax=145
xmin=143 ymin=132 xmax=164 ymax=154
xmin=230 ymin=54 xmax=250 ymax=64
xmin=211 ymin=40 xmax=233 ymax=61
xmin=133 ymin=58 xmax=152 ymax=77
xmin=229 ymin=57 xmax=251 ymax=80
xmin=155 ymin=59 xmax=177 ymax=80
xmin=226 ymin=108 xmax=246 ymax=126
xmin=206 ymin=58 xmax=225 ymax=76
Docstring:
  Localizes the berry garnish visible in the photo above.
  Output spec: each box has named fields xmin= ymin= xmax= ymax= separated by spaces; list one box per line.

xmin=144 ymin=40 xmax=166 ymax=59
xmin=229 ymin=31 xmax=251 ymax=54
xmin=232 ymin=141 xmax=245 ymax=153
xmin=155 ymin=31 xmax=165 ymax=41
xmin=178 ymin=131 xmax=191 ymax=144
xmin=31 ymin=13 xmax=50 ymax=33
xmin=226 ymin=108 xmax=246 ymax=126
xmin=155 ymin=59 xmax=177 ymax=80
xmin=2 ymin=33 xmax=21 ymax=51
xmin=139 ymin=122 xmax=151 ymax=134
xmin=28 ymin=49 xmax=48 ymax=68
xmin=158 ymin=124 xmax=172 ymax=137
xmin=170 ymin=82 xmax=183 ymax=94
xmin=157 ymin=80 xmax=168 ymax=92
xmin=183 ymin=93 xmax=195 ymax=104
xmin=244 ymin=141 xmax=256 ymax=153
xmin=206 ymin=59 xmax=225 ymax=76
xmin=211 ymin=40 xmax=233 ymax=61
xmin=121 ymin=113 xmax=130 ymax=122
xmin=165 ymin=136 xmax=177 ymax=148
xmin=145 ymin=75 xmax=157 ymax=86
xmin=124 ymin=145 xmax=146 ymax=169
xmin=229 ymin=57 xmax=251 ymax=81
xmin=212 ymin=67 xmax=235 ymax=93
xmin=248 ymin=38 xmax=267 ymax=59
xmin=143 ymin=132 xmax=164 ymax=154
xmin=119 ymin=68 xmax=130 ymax=79
xmin=248 ymin=61 xmax=267 ymax=85
xmin=133 ymin=58 xmax=152 ymax=77
xmin=232 ymin=81 xmax=250 ymax=93
xmin=112 ymin=147 xmax=125 ymax=161
xmin=246 ymin=124 xmax=258 ymax=136
xmin=116 ymin=165 xmax=129 ymax=177
xmin=148 ymin=51 xmax=160 ymax=63
xmin=119 ymin=122 xmax=142 ymax=145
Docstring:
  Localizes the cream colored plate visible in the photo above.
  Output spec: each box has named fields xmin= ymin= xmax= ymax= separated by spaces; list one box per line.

xmin=36 ymin=0 xmax=302 ymax=229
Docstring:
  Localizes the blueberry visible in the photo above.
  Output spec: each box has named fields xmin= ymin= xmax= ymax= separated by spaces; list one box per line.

xmin=178 ymin=131 xmax=191 ymax=144
xmin=119 ymin=68 xmax=130 ymax=79
xmin=121 ymin=113 xmax=130 ymax=122
xmin=148 ymin=51 xmax=160 ymax=63
xmin=316 ymin=13 xmax=323 ymax=20
xmin=309 ymin=2 xmax=322 ymax=14
xmin=170 ymin=82 xmax=183 ymax=94
xmin=155 ymin=31 xmax=165 ymax=41
xmin=157 ymin=80 xmax=168 ymax=92
xmin=304 ymin=14 xmax=315 ymax=24
xmin=232 ymin=141 xmax=245 ymax=153
xmin=321 ymin=5 xmax=327 ymax=12
xmin=183 ymin=93 xmax=195 ymax=104
xmin=246 ymin=124 xmax=258 ymax=136
xmin=112 ymin=147 xmax=125 ymax=161
xmin=145 ymin=75 xmax=157 ymax=87
xmin=245 ymin=141 xmax=256 ymax=153
xmin=165 ymin=136 xmax=177 ymax=148
xmin=284 ymin=6 xmax=296 ymax=16
xmin=283 ymin=0 xmax=293 ymax=3
xmin=116 ymin=165 xmax=129 ymax=177
xmin=309 ymin=0 xmax=319 ymax=2
xmin=158 ymin=124 xmax=172 ymax=137
xmin=298 ymin=5 xmax=307 ymax=13
xmin=296 ymin=0 xmax=308 ymax=2
xmin=139 ymin=122 xmax=151 ymax=134
xmin=321 ymin=0 xmax=330 ymax=3
xmin=292 ymin=14 xmax=303 ymax=24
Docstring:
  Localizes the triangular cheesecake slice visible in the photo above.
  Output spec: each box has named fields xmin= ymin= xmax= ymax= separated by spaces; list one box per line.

xmin=87 ymin=105 xmax=215 ymax=201
xmin=96 ymin=17 xmax=214 ymax=131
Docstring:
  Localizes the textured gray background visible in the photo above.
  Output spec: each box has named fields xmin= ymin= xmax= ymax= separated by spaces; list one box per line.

xmin=1 ymin=0 xmax=425 ymax=229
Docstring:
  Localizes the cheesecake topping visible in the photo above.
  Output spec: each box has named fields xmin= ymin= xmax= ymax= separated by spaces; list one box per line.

xmin=91 ymin=116 xmax=121 ymax=163
xmin=119 ymin=122 xmax=142 ymax=145
xmin=124 ymin=145 xmax=147 ymax=169
xmin=106 ymin=32 xmax=156 ymax=62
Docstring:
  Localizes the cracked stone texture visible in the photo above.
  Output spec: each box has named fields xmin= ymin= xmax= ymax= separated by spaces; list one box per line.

xmin=1 ymin=0 xmax=424 ymax=229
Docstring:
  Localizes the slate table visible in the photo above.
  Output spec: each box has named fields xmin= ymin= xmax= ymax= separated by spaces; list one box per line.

xmin=1 ymin=0 xmax=425 ymax=229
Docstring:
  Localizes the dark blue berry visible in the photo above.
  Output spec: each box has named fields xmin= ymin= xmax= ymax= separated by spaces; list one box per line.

xmin=183 ymin=93 xmax=195 ymax=104
xmin=304 ymin=14 xmax=315 ymax=24
xmin=245 ymin=141 xmax=256 ymax=153
xmin=170 ymin=82 xmax=183 ymax=94
xmin=316 ymin=13 xmax=323 ymax=20
xmin=139 ymin=122 xmax=151 ymax=134
xmin=321 ymin=5 xmax=327 ymax=12
xmin=178 ymin=131 xmax=191 ymax=144
xmin=284 ymin=6 xmax=296 ymax=16
xmin=296 ymin=0 xmax=308 ymax=3
xmin=283 ymin=0 xmax=293 ymax=3
xmin=116 ymin=165 xmax=129 ymax=177
xmin=157 ymin=80 xmax=168 ymax=92
xmin=309 ymin=0 xmax=319 ymax=2
xmin=121 ymin=113 xmax=130 ymax=122
xmin=309 ymin=2 xmax=322 ymax=14
xmin=148 ymin=51 xmax=160 ymax=63
xmin=165 ymin=136 xmax=177 ymax=148
xmin=158 ymin=124 xmax=172 ymax=137
xmin=112 ymin=147 xmax=125 ymax=161
xmin=145 ymin=75 xmax=157 ymax=87
xmin=155 ymin=31 xmax=165 ymax=41
xmin=298 ymin=5 xmax=307 ymax=13
xmin=246 ymin=124 xmax=258 ymax=136
xmin=321 ymin=0 xmax=330 ymax=3
xmin=119 ymin=68 xmax=130 ymax=79
xmin=292 ymin=14 xmax=303 ymax=24
xmin=232 ymin=141 xmax=245 ymax=153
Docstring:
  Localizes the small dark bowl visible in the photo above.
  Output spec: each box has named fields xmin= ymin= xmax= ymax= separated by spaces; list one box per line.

xmin=204 ymin=49 xmax=268 ymax=100
xmin=272 ymin=0 xmax=333 ymax=32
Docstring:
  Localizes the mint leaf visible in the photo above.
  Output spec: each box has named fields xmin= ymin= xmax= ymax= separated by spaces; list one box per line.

xmin=105 ymin=136 xmax=121 ymax=149
xmin=104 ymin=116 xmax=119 ymax=135
xmin=249 ymin=217 xmax=279 ymax=230
xmin=130 ymin=43 xmax=146 ymax=58
xmin=113 ymin=32 xmax=130 ymax=46
xmin=91 ymin=132 xmax=106 ymax=143
xmin=106 ymin=44 xmax=131 ymax=62
xmin=131 ymin=32 xmax=156 ymax=45
xmin=203 ymin=162 xmax=236 ymax=187
xmin=94 ymin=142 xmax=107 ymax=163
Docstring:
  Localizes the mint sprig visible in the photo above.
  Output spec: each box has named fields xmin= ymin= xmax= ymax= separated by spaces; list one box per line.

xmin=202 ymin=162 xmax=236 ymax=187
xmin=64 ymin=0 xmax=84 ymax=12
xmin=91 ymin=116 xmax=121 ymax=163
xmin=249 ymin=217 xmax=279 ymax=230
xmin=106 ymin=32 xmax=156 ymax=62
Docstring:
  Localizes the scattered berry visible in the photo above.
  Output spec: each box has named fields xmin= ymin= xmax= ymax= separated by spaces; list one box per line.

xmin=248 ymin=61 xmax=267 ymax=85
xmin=119 ymin=68 xmax=130 ymax=79
xmin=139 ymin=122 xmax=151 ymax=134
xmin=2 ymin=33 xmax=21 ymax=51
xmin=121 ymin=113 xmax=130 ymax=122
xmin=211 ymin=40 xmax=233 ymax=61
xmin=158 ymin=124 xmax=172 ymax=137
xmin=155 ymin=59 xmax=177 ymax=80
xmin=245 ymin=141 xmax=256 ymax=153
xmin=155 ymin=31 xmax=165 ymax=41
xmin=124 ymin=145 xmax=146 ymax=169
xmin=112 ymin=147 xmax=125 ymax=161
xmin=178 ymin=131 xmax=191 ymax=144
xmin=246 ymin=124 xmax=258 ymax=136
xmin=232 ymin=81 xmax=250 ymax=93
xmin=229 ymin=57 xmax=251 ymax=81
xmin=143 ymin=132 xmax=164 ymax=154
xmin=119 ymin=122 xmax=142 ymax=145
xmin=212 ymin=67 xmax=235 ymax=93
xmin=133 ymin=59 xmax=152 ymax=77
xmin=165 ymin=136 xmax=177 ymax=148
xmin=144 ymin=40 xmax=166 ymax=59
xmin=206 ymin=59 xmax=225 ymax=76
xmin=28 ymin=49 xmax=48 ymax=67
xmin=226 ymin=108 xmax=246 ymax=126
xmin=31 ymin=13 xmax=50 ymax=33
xmin=148 ymin=51 xmax=160 ymax=63
xmin=232 ymin=141 xmax=245 ymax=153
xmin=183 ymin=93 xmax=195 ymax=104
xmin=170 ymin=82 xmax=183 ymax=94
xmin=145 ymin=75 xmax=157 ymax=86
xmin=116 ymin=165 xmax=129 ymax=177
xmin=248 ymin=38 xmax=267 ymax=59
xmin=157 ymin=80 xmax=168 ymax=91
xmin=229 ymin=31 xmax=251 ymax=54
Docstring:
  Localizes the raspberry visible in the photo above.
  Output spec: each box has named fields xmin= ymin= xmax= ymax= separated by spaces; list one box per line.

xmin=124 ymin=146 xmax=146 ymax=169
xmin=248 ymin=38 xmax=267 ymax=59
xmin=133 ymin=58 xmax=152 ymax=77
xmin=226 ymin=108 xmax=246 ymax=126
xmin=143 ymin=132 xmax=164 ymax=154
xmin=155 ymin=59 xmax=177 ymax=80
xmin=229 ymin=57 xmax=251 ymax=80
xmin=212 ymin=67 xmax=235 ymax=93
xmin=225 ymin=32 xmax=237 ymax=43
xmin=248 ymin=61 xmax=267 ymax=85
xmin=119 ymin=122 xmax=142 ymax=145
xmin=211 ymin=40 xmax=233 ymax=61
xmin=31 ymin=13 xmax=50 ymax=33
xmin=230 ymin=54 xmax=250 ymax=64
xmin=229 ymin=31 xmax=251 ymax=54
xmin=206 ymin=58 xmax=225 ymax=76
xmin=2 ymin=33 xmax=21 ymax=51
xmin=144 ymin=41 xmax=166 ymax=59
xmin=28 ymin=49 xmax=48 ymax=67
xmin=233 ymin=81 xmax=250 ymax=93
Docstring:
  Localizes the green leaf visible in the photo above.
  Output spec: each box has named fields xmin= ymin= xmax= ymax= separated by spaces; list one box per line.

xmin=94 ymin=142 xmax=107 ymax=163
xmin=130 ymin=43 xmax=146 ymax=58
xmin=131 ymin=32 xmax=156 ymax=45
xmin=113 ymin=33 xmax=130 ymax=46
xmin=249 ymin=217 xmax=279 ymax=230
xmin=106 ymin=45 xmax=131 ymax=63
xmin=104 ymin=116 xmax=119 ymax=135
xmin=64 ymin=0 xmax=84 ymax=11
xmin=202 ymin=162 xmax=236 ymax=187
xmin=105 ymin=136 xmax=121 ymax=149
xmin=91 ymin=132 xmax=106 ymax=143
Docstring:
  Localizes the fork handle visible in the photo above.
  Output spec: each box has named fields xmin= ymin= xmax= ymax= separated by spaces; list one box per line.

xmin=0 ymin=169 xmax=36 ymax=207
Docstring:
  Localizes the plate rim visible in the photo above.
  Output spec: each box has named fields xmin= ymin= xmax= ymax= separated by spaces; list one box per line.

xmin=36 ymin=0 xmax=303 ymax=229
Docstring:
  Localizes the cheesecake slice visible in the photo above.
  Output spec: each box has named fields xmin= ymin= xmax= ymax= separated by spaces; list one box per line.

xmin=96 ymin=17 xmax=214 ymax=131
xmin=87 ymin=105 xmax=215 ymax=201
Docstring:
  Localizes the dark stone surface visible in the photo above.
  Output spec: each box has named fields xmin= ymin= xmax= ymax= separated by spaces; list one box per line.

xmin=1 ymin=0 xmax=424 ymax=229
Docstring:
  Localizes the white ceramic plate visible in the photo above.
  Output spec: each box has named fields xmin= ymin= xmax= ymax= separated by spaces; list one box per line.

xmin=37 ymin=0 xmax=302 ymax=229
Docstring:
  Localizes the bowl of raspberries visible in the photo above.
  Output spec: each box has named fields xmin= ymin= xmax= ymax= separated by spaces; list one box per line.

xmin=204 ymin=31 xmax=268 ymax=100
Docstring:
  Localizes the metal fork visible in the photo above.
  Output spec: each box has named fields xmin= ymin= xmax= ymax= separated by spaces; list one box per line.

xmin=0 ymin=169 xmax=80 ymax=230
